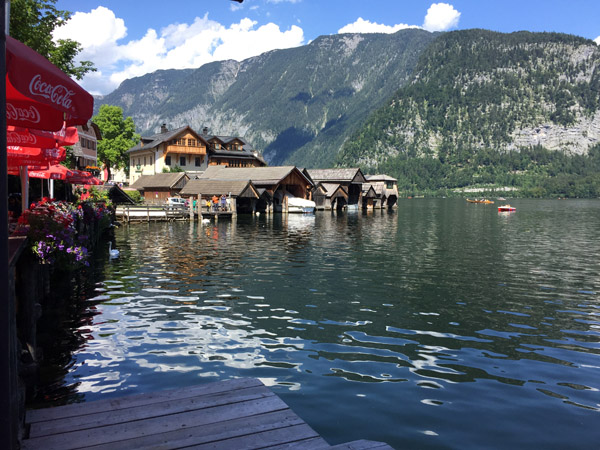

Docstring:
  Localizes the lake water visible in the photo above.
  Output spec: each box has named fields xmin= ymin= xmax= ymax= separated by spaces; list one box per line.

xmin=36 ymin=199 xmax=600 ymax=449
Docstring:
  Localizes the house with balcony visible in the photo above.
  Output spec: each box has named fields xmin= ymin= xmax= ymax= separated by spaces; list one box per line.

xmin=127 ymin=125 xmax=266 ymax=185
xmin=201 ymin=128 xmax=266 ymax=168
xmin=127 ymin=125 xmax=207 ymax=185
xmin=72 ymin=120 xmax=101 ymax=175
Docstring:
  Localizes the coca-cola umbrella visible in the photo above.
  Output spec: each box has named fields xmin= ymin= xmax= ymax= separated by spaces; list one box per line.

xmin=7 ymin=146 xmax=66 ymax=166
xmin=6 ymin=35 xmax=94 ymax=131
xmin=28 ymin=163 xmax=74 ymax=181
xmin=7 ymin=123 xmax=79 ymax=148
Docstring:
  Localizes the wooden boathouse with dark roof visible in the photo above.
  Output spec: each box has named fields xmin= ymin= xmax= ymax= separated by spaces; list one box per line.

xmin=179 ymin=179 xmax=260 ymax=214
xmin=365 ymin=174 xmax=399 ymax=209
xmin=129 ymin=172 xmax=189 ymax=204
xmin=361 ymin=183 xmax=377 ymax=210
xmin=305 ymin=168 xmax=367 ymax=209
xmin=313 ymin=182 xmax=349 ymax=211
xmin=200 ymin=166 xmax=313 ymax=213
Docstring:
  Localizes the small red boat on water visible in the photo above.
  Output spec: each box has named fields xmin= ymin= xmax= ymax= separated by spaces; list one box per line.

xmin=498 ymin=205 xmax=516 ymax=212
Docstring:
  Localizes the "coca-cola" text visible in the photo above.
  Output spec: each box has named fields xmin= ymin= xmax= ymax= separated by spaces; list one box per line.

xmin=29 ymin=74 xmax=74 ymax=109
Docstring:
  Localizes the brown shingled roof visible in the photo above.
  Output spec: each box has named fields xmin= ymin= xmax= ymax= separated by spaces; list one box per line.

xmin=129 ymin=172 xmax=189 ymax=190
xmin=180 ymin=179 xmax=258 ymax=198
xmin=306 ymin=168 xmax=366 ymax=183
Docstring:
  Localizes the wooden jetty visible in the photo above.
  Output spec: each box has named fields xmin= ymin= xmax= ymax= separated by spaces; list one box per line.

xmin=115 ymin=205 xmax=236 ymax=223
xmin=22 ymin=378 xmax=391 ymax=449
xmin=116 ymin=205 xmax=190 ymax=222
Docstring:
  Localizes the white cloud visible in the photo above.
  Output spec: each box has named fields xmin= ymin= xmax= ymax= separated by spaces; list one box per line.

xmin=594 ymin=36 xmax=600 ymax=45
xmin=54 ymin=7 xmax=305 ymax=95
xmin=338 ymin=2 xmax=460 ymax=36
xmin=422 ymin=3 xmax=461 ymax=32
xmin=338 ymin=17 xmax=419 ymax=34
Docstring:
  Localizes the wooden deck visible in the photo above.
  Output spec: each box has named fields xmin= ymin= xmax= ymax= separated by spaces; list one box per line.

xmin=22 ymin=378 xmax=392 ymax=450
xmin=116 ymin=205 xmax=191 ymax=222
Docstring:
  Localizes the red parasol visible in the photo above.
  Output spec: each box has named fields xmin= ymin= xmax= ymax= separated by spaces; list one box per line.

xmin=7 ymin=146 xmax=66 ymax=167
xmin=68 ymin=169 xmax=95 ymax=185
xmin=28 ymin=164 xmax=74 ymax=180
xmin=7 ymin=123 xmax=78 ymax=148
xmin=6 ymin=36 xmax=94 ymax=131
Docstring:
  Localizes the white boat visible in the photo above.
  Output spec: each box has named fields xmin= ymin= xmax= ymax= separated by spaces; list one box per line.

xmin=287 ymin=196 xmax=316 ymax=213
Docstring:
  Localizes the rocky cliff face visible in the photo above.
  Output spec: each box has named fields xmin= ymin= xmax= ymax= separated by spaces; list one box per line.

xmin=338 ymin=30 xmax=600 ymax=169
xmin=509 ymin=111 xmax=600 ymax=155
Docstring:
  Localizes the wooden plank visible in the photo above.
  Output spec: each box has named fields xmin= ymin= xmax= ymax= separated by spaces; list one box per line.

xmin=30 ymin=385 xmax=275 ymax=438
xmin=27 ymin=378 xmax=262 ymax=423
xmin=83 ymin=409 xmax=306 ymax=450
xmin=263 ymin=437 xmax=331 ymax=449
xmin=189 ymin=423 xmax=324 ymax=450
xmin=22 ymin=395 xmax=289 ymax=450
xmin=330 ymin=440 xmax=394 ymax=450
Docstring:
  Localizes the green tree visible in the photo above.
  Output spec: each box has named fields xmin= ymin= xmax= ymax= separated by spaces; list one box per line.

xmin=93 ymin=105 xmax=140 ymax=180
xmin=9 ymin=0 xmax=95 ymax=80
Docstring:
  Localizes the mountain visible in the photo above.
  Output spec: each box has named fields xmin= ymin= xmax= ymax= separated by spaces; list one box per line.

xmin=336 ymin=30 xmax=600 ymax=196
xmin=94 ymin=29 xmax=436 ymax=168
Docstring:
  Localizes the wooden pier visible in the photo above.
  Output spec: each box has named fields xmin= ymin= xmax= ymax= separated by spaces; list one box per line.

xmin=22 ymin=378 xmax=391 ymax=449
xmin=115 ymin=205 xmax=235 ymax=222
xmin=116 ymin=205 xmax=190 ymax=222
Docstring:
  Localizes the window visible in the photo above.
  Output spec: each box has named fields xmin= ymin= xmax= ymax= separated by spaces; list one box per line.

xmin=137 ymin=158 xmax=141 ymax=165
xmin=213 ymin=143 xmax=220 ymax=150
xmin=195 ymin=157 xmax=201 ymax=167
xmin=165 ymin=155 xmax=171 ymax=166
xmin=180 ymin=156 xmax=186 ymax=166
xmin=188 ymin=139 xmax=195 ymax=146
xmin=386 ymin=182 xmax=394 ymax=189
xmin=143 ymin=157 xmax=146 ymax=166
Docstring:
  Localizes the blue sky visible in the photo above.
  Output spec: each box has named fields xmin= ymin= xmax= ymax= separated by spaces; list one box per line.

xmin=52 ymin=0 xmax=600 ymax=95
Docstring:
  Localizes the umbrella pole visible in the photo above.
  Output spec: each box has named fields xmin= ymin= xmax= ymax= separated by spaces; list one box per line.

xmin=19 ymin=166 xmax=28 ymax=213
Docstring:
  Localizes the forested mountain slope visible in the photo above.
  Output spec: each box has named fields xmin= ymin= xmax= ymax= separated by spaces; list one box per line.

xmin=337 ymin=30 xmax=600 ymax=196
xmin=95 ymin=29 xmax=436 ymax=168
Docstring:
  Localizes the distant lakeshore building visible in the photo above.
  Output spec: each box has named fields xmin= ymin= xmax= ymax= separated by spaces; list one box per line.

xmin=127 ymin=124 xmax=266 ymax=185
xmin=72 ymin=120 xmax=101 ymax=175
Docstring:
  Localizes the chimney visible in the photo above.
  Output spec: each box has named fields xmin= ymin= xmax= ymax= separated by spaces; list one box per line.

xmin=161 ymin=124 xmax=168 ymax=133
xmin=202 ymin=127 xmax=209 ymax=136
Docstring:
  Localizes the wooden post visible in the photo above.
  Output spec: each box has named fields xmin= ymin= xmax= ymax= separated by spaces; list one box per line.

xmin=198 ymin=193 xmax=202 ymax=222
xmin=147 ymin=206 xmax=150 ymax=222
xmin=189 ymin=196 xmax=194 ymax=221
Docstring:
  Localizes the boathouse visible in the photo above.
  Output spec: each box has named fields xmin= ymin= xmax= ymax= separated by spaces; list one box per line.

xmin=129 ymin=172 xmax=189 ymax=204
xmin=361 ymin=183 xmax=377 ymax=210
xmin=312 ymin=182 xmax=348 ymax=210
xmin=200 ymin=166 xmax=313 ymax=213
xmin=305 ymin=168 xmax=366 ymax=209
xmin=365 ymin=174 xmax=399 ymax=209
xmin=179 ymin=179 xmax=260 ymax=214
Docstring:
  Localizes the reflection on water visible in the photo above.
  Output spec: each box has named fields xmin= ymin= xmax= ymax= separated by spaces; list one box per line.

xmin=35 ymin=200 xmax=600 ymax=449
